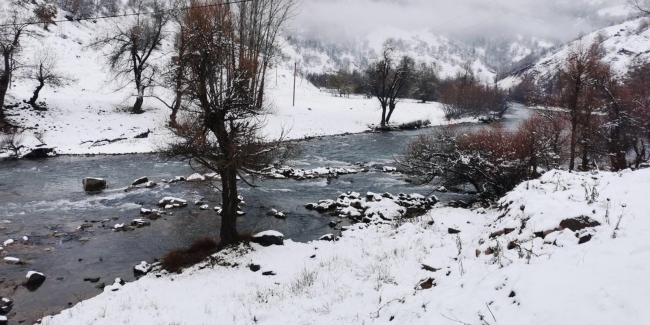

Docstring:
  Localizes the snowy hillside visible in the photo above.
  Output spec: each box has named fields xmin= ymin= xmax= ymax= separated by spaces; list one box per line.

xmin=0 ymin=2 xmax=446 ymax=157
xmin=40 ymin=167 xmax=650 ymax=324
xmin=499 ymin=17 xmax=650 ymax=89
xmin=284 ymin=26 xmax=497 ymax=82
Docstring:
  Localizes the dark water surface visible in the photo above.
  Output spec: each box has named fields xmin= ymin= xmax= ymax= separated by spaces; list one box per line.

xmin=0 ymin=105 xmax=530 ymax=323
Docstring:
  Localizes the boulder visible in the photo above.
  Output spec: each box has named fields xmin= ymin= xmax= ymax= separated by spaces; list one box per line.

xmin=559 ymin=216 xmax=600 ymax=231
xmin=418 ymin=278 xmax=435 ymax=290
xmin=145 ymin=181 xmax=156 ymax=188
xmin=274 ymin=212 xmax=286 ymax=219
xmin=134 ymin=261 xmax=152 ymax=276
xmin=448 ymin=228 xmax=461 ymax=234
xmin=82 ymin=177 xmax=106 ymax=192
xmin=132 ymin=177 xmax=149 ymax=186
xmin=251 ymin=231 xmax=284 ymax=247
xmin=24 ymin=271 xmax=46 ymax=289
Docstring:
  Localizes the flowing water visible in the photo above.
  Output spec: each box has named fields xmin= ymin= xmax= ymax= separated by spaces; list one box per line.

xmin=0 ymin=105 xmax=530 ymax=323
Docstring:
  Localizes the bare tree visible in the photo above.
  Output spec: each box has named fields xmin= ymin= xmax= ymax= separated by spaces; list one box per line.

xmin=155 ymin=0 xmax=189 ymax=127
xmin=0 ymin=132 xmax=24 ymax=158
xmin=625 ymin=59 xmax=650 ymax=168
xmin=92 ymin=0 xmax=169 ymax=114
xmin=24 ymin=49 xmax=75 ymax=109
xmin=34 ymin=0 xmax=58 ymax=31
xmin=552 ymin=42 xmax=602 ymax=171
xmin=629 ymin=0 xmax=650 ymax=16
xmin=164 ymin=0 xmax=298 ymax=247
xmin=365 ymin=44 xmax=414 ymax=129
xmin=412 ymin=62 xmax=439 ymax=103
xmin=0 ymin=6 xmax=31 ymax=122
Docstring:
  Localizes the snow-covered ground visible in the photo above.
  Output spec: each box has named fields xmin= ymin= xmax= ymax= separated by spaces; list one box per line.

xmin=40 ymin=168 xmax=650 ymax=324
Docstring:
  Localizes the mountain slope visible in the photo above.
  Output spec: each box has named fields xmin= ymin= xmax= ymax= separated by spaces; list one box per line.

xmin=283 ymin=26 xmax=497 ymax=82
xmin=499 ymin=17 xmax=650 ymax=89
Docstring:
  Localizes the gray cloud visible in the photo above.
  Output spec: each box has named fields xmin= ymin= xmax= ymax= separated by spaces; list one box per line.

xmin=293 ymin=0 xmax=631 ymax=42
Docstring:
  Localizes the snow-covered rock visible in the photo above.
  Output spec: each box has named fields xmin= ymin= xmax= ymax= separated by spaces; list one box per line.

xmin=158 ymin=197 xmax=187 ymax=208
xmin=3 ymin=257 xmax=21 ymax=265
xmin=133 ymin=261 xmax=152 ymax=276
xmin=24 ymin=271 xmax=46 ymax=288
xmin=132 ymin=177 xmax=149 ymax=186
xmin=251 ymin=231 xmax=284 ymax=247
xmin=186 ymin=173 xmax=206 ymax=182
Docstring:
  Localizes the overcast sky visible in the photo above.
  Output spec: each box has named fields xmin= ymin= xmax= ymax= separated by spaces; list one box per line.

xmin=293 ymin=0 xmax=631 ymax=42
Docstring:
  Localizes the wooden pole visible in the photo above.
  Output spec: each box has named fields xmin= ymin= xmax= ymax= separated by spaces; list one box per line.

xmin=293 ymin=62 xmax=297 ymax=107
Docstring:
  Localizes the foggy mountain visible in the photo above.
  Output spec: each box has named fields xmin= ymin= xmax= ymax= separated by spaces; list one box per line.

xmin=283 ymin=0 xmax=632 ymax=77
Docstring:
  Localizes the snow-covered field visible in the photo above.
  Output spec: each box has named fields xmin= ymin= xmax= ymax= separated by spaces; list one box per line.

xmin=40 ymin=168 xmax=650 ymax=324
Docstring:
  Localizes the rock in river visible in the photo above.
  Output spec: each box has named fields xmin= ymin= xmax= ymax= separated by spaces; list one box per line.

xmin=24 ymin=271 xmax=46 ymax=289
xmin=82 ymin=177 xmax=107 ymax=192
xmin=132 ymin=177 xmax=149 ymax=186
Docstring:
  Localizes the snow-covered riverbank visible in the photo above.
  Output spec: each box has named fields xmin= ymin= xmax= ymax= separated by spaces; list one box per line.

xmin=39 ymin=168 xmax=650 ymax=325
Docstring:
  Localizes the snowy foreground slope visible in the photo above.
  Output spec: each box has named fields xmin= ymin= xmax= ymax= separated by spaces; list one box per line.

xmin=41 ymin=168 xmax=650 ymax=325
xmin=499 ymin=17 xmax=650 ymax=89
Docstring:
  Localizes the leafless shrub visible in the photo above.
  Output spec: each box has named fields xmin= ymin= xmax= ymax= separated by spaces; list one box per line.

xmin=0 ymin=132 xmax=24 ymax=158
xmin=288 ymin=268 xmax=317 ymax=295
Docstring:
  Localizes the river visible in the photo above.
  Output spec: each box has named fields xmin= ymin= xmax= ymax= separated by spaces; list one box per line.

xmin=0 ymin=105 xmax=530 ymax=323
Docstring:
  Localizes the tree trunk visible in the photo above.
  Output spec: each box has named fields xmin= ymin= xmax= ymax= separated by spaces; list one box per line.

xmin=610 ymin=126 xmax=627 ymax=171
xmin=386 ymin=102 xmax=396 ymax=124
xmin=133 ymin=95 xmax=144 ymax=114
xmin=170 ymin=97 xmax=180 ymax=127
xmin=0 ymin=68 xmax=9 ymax=121
xmin=380 ymin=103 xmax=387 ymax=128
xmin=29 ymin=80 xmax=45 ymax=108
xmin=219 ymin=167 xmax=240 ymax=247
xmin=569 ymin=116 xmax=578 ymax=171
xmin=581 ymin=144 xmax=589 ymax=171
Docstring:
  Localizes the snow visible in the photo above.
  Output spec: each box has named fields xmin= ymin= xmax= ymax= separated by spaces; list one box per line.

xmin=3 ymin=239 xmax=14 ymax=246
xmin=26 ymin=271 xmax=44 ymax=279
xmin=254 ymin=230 xmax=284 ymax=238
xmin=186 ymin=173 xmax=206 ymax=182
xmin=38 ymin=168 xmax=650 ymax=324
xmin=158 ymin=197 xmax=187 ymax=205
xmin=3 ymin=257 xmax=20 ymax=262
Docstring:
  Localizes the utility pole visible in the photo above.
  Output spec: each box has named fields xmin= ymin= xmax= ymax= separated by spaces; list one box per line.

xmin=293 ymin=62 xmax=297 ymax=107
